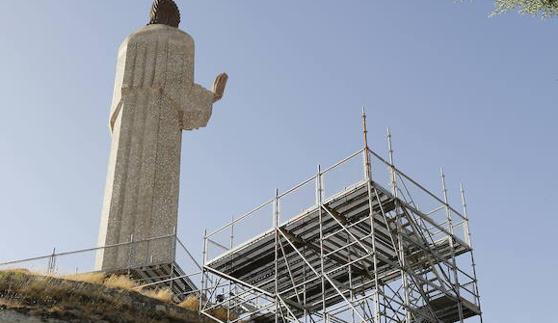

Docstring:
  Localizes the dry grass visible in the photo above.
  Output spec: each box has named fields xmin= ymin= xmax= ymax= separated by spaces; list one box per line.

xmin=140 ymin=287 xmax=174 ymax=303
xmin=103 ymin=274 xmax=138 ymax=290
xmin=63 ymin=273 xmax=139 ymax=292
xmin=3 ymin=268 xmax=32 ymax=274
xmin=2 ymin=270 xmax=206 ymax=317
xmin=178 ymin=294 xmax=237 ymax=322
xmin=0 ymin=270 xmax=210 ymax=323
xmin=63 ymin=272 xmax=105 ymax=285
xmin=209 ymin=306 xmax=237 ymax=321
xmin=2 ymin=268 xmax=53 ymax=278
xmin=178 ymin=294 xmax=200 ymax=311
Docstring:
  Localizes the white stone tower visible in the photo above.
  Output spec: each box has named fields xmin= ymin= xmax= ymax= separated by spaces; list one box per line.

xmin=96 ymin=0 xmax=227 ymax=272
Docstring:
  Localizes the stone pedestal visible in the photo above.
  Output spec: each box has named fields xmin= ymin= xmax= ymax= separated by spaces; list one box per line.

xmin=96 ymin=24 xmax=215 ymax=271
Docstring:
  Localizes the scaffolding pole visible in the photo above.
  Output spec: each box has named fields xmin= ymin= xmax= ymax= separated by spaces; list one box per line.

xmin=460 ymin=184 xmax=484 ymax=323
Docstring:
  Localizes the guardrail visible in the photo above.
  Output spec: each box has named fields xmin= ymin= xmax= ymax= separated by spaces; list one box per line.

xmin=0 ymin=233 xmax=202 ymax=295
xmin=204 ymin=147 xmax=473 ymax=264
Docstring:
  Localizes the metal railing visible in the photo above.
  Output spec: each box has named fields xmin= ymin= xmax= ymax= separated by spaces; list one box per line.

xmin=0 ymin=233 xmax=203 ymax=297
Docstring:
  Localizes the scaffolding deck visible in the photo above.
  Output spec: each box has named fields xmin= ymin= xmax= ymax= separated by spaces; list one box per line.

xmin=206 ymin=181 xmax=477 ymax=322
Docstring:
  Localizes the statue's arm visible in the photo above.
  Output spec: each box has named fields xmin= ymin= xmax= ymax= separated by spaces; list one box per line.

xmin=181 ymin=73 xmax=227 ymax=130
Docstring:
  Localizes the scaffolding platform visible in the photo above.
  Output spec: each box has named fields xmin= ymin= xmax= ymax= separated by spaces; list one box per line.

xmin=206 ymin=181 xmax=477 ymax=322
xmin=201 ymin=119 xmax=483 ymax=323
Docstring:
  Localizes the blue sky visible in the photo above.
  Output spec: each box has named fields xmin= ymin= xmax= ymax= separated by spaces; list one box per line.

xmin=0 ymin=1 xmax=556 ymax=321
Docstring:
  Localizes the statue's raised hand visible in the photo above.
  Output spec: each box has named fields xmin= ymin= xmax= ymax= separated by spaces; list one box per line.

xmin=212 ymin=73 xmax=228 ymax=102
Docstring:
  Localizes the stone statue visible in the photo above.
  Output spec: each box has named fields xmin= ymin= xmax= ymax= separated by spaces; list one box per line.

xmin=96 ymin=0 xmax=227 ymax=271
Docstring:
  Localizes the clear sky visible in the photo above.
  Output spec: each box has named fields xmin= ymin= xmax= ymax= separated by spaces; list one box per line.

xmin=0 ymin=1 xmax=556 ymax=322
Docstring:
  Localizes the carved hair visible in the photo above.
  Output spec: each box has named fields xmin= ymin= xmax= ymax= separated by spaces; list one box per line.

xmin=148 ymin=0 xmax=181 ymax=28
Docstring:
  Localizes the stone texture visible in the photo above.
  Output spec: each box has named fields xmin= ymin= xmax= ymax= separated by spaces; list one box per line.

xmin=96 ymin=24 xmax=216 ymax=271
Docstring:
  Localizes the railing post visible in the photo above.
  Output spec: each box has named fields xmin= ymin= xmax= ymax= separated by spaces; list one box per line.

xmin=460 ymin=184 xmax=471 ymax=247
xmin=362 ymin=108 xmax=371 ymax=180
xmin=387 ymin=128 xmax=397 ymax=195
xmin=441 ymin=169 xmax=454 ymax=235
xmin=127 ymin=233 xmax=134 ymax=272
xmin=47 ymin=248 xmax=56 ymax=274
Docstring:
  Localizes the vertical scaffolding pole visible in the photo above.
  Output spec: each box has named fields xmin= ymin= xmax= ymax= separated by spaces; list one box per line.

xmin=317 ymin=166 xmax=327 ymax=322
xmin=348 ymin=225 xmax=355 ymax=323
xmin=387 ymin=128 xmax=396 ymax=195
xmin=201 ymin=229 xmax=208 ymax=313
xmin=460 ymin=184 xmax=484 ymax=323
xmin=228 ymin=216 xmax=235 ymax=322
xmin=170 ymin=226 xmax=177 ymax=293
xmin=362 ymin=109 xmax=381 ymax=322
xmin=303 ymin=242 xmax=308 ymax=323
xmin=387 ymin=129 xmax=411 ymax=323
xmin=441 ymin=169 xmax=464 ymax=323
xmin=441 ymin=170 xmax=454 ymax=236
xmin=274 ymin=189 xmax=280 ymax=323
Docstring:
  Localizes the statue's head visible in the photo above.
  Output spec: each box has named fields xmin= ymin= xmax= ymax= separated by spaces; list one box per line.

xmin=147 ymin=0 xmax=181 ymax=28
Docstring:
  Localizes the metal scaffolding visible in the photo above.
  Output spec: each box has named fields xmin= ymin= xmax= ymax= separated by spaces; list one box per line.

xmin=200 ymin=112 xmax=483 ymax=323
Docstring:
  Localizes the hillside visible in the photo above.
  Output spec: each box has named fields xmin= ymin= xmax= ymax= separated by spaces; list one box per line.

xmin=0 ymin=270 xmax=213 ymax=323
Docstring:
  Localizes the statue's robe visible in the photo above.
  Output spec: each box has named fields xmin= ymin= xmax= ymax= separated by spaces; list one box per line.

xmin=96 ymin=24 xmax=214 ymax=271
